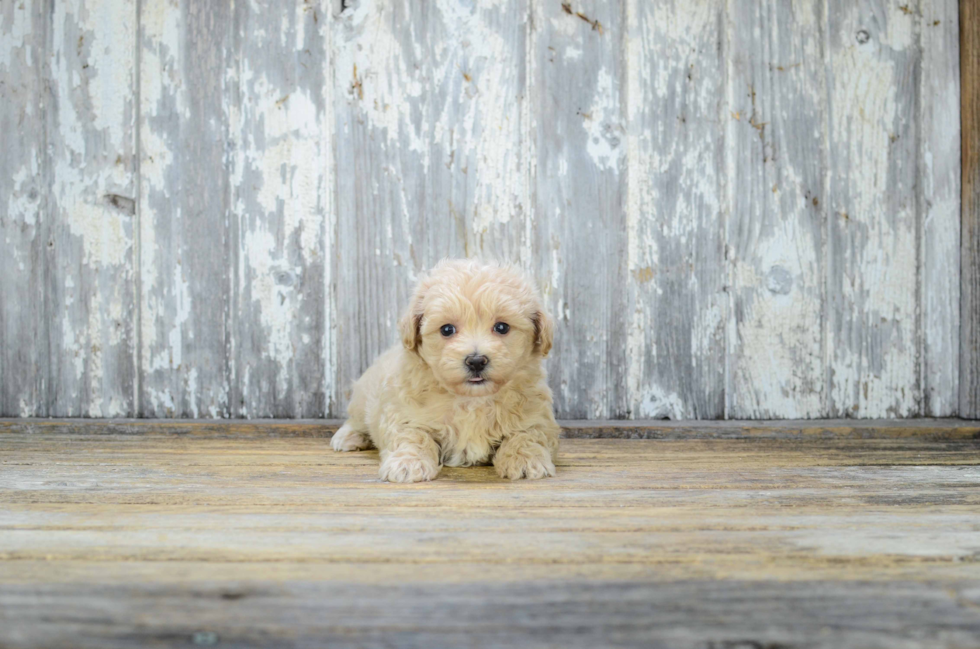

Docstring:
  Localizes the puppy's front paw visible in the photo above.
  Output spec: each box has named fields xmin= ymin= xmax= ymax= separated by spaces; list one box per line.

xmin=379 ymin=448 xmax=441 ymax=483
xmin=331 ymin=423 xmax=373 ymax=452
xmin=494 ymin=441 xmax=556 ymax=480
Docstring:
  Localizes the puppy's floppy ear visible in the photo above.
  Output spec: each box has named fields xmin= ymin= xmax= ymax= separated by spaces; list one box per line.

xmin=531 ymin=309 xmax=554 ymax=357
xmin=399 ymin=308 xmax=423 ymax=352
xmin=400 ymin=273 xmax=432 ymax=353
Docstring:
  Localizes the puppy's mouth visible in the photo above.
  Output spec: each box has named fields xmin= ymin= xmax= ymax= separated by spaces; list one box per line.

xmin=455 ymin=373 xmax=500 ymax=395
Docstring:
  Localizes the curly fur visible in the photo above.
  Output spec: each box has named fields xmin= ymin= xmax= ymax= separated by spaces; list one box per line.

xmin=331 ymin=259 xmax=559 ymax=482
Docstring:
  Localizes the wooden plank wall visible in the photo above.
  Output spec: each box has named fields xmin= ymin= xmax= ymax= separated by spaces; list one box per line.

xmin=962 ymin=0 xmax=980 ymax=418
xmin=0 ymin=0 xmax=965 ymax=420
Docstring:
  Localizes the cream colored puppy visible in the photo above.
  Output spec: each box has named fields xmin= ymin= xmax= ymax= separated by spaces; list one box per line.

xmin=331 ymin=259 xmax=559 ymax=483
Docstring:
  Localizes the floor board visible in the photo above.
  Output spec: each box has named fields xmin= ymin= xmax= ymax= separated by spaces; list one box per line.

xmin=1 ymin=423 xmax=979 ymax=648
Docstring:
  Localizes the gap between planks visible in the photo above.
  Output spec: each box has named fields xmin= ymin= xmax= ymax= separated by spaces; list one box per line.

xmin=0 ymin=418 xmax=978 ymax=440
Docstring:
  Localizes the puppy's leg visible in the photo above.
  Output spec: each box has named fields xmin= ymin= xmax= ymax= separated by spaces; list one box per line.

xmin=378 ymin=429 xmax=441 ymax=483
xmin=331 ymin=419 xmax=373 ymax=452
xmin=494 ymin=429 xmax=557 ymax=480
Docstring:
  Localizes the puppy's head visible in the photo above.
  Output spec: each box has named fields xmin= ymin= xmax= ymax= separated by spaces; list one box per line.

xmin=399 ymin=259 xmax=553 ymax=397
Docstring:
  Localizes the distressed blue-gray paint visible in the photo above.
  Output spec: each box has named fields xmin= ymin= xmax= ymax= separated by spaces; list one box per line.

xmin=0 ymin=0 xmax=963 ymax=419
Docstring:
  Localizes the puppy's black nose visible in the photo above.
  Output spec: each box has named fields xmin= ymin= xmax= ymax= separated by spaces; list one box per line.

xmin=464 ymin=354 xmax=488 ymax=373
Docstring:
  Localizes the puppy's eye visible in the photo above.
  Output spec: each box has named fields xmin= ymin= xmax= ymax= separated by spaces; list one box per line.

xmin=440 ymin=324 xmax=456 ymax=337
xmin=493 ymin=322 xmax=510 ymax=335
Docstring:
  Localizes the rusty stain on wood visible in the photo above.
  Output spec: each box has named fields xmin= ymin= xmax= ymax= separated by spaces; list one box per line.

xmin=631 ymin=266 xmax=654 ymax=283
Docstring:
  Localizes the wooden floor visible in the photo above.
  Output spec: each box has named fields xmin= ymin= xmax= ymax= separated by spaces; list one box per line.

xmin=2 ymin=420 xmax=980 ymax=648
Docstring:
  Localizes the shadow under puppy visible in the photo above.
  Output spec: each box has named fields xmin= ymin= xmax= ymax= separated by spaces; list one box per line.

xmin=331 ymin=259 xmax=559 ymax=482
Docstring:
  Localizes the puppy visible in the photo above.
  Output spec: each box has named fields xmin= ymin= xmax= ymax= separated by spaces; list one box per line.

xmin=331 ymin=259 xmax=559 ymax=483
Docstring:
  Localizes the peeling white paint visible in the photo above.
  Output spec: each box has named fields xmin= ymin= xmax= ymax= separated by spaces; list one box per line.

xmin=637 ymin=387 xmax=686 ymax=421
xmin=0 ymin=0 xmax=965 ymax=419
xmin=139 ymin=0 xmax=187 ymax=391
xmin=5 ymin=167 xmax=39 ymax=228
xmin=626 ymin=0 xmax=725 ymax=419
xmin=339 ymin=0 xmax=525 ymax=241
xmin=829 ymin=1 xmax=918 ymax=417
xmin=242 ymin=228 xmax=297 ymax=397
xmin=51 ymin=0 xmax=134 ymax=269
xmin=139 ymin=0 xmax=186 ymax=119
xmin=919 ymin=0 xmax=961 ymax=416
xmin=878 ymin=5 xmax=915 ymax=51
xmin=224 ymin=0 xmax=333 ymax=416
xmin=725 ymin=0 xmax=826 ymax=419
xmin=1 ymin=1 xmax=44 ymax=417
xmin=335 ymin=1 xmax=426 ymax=158
xmin=30 ymin=0 xmax=138 ymax=416
xmin=582 ymin=68 xmax=623 ymax=173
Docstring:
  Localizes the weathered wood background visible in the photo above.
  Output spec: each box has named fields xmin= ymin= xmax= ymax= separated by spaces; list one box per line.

xmin=0 ymin=0 xmax=963 ymax=420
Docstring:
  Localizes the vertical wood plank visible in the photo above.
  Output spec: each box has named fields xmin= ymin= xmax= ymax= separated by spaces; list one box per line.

xmin=962 ymin=0 xmax=980 ymax=417
xmin=139 ymin=3 xmax=233 ymax=417
xmin=46 ymin=0 xmax=138 ymax=416
xmin=625 ymin=0 xmax=726 ymax=419
xmin=0 ymin=1 xmax=46 ymax=416
xmin=727 ymin=0 xmax=827 ymax=418
xmin=531 ymin=0 xmax=628 ymax=419
xmin=920 ymin=0 xmax=960 ymax=416
xmin=333 ymin=0 xmax=529 ymax=412
xmin=826 ymin=0 xmax=920 ymax=417
xmin=231 ymin=0 xmax=332 ymax=418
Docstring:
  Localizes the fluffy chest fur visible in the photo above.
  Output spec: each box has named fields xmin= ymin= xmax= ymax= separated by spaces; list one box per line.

xmin=433 ymin=398 xmax=507 ymax=467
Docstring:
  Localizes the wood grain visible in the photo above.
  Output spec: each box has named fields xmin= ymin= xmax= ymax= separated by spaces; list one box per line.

xmin=727 ymin=0 xmax=827 ymax=418
xmin=1 ymin=0 xmax=137 ymax=417
xmin=0 ymin=0 xmax=47 ymax=416
xmin=230 ymin=0 xmax=332 ymax=417
xmin=626 ymin=0 xmax=726 ymax=419
xmin=921 ymin=0 xmax=960 ymax=416
xmin=826 ymin=0 xmax=920 ymax=417
xmin=1 ymin=580 xmax=979 ymax=649
xmin=1 ymin=430 xmax=979 ymax=647
xmin=46 ymin=0 xmax=138 ymax=417
xmin=532 ymin=0 xmax=630 ymax=418
xmin=138 ymin=2 xmax=235 ymax=417
xmin=963 ymin=0 xmax=980 ymax=417
xmin=139 ymin=1 xmax=331 ymax=418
